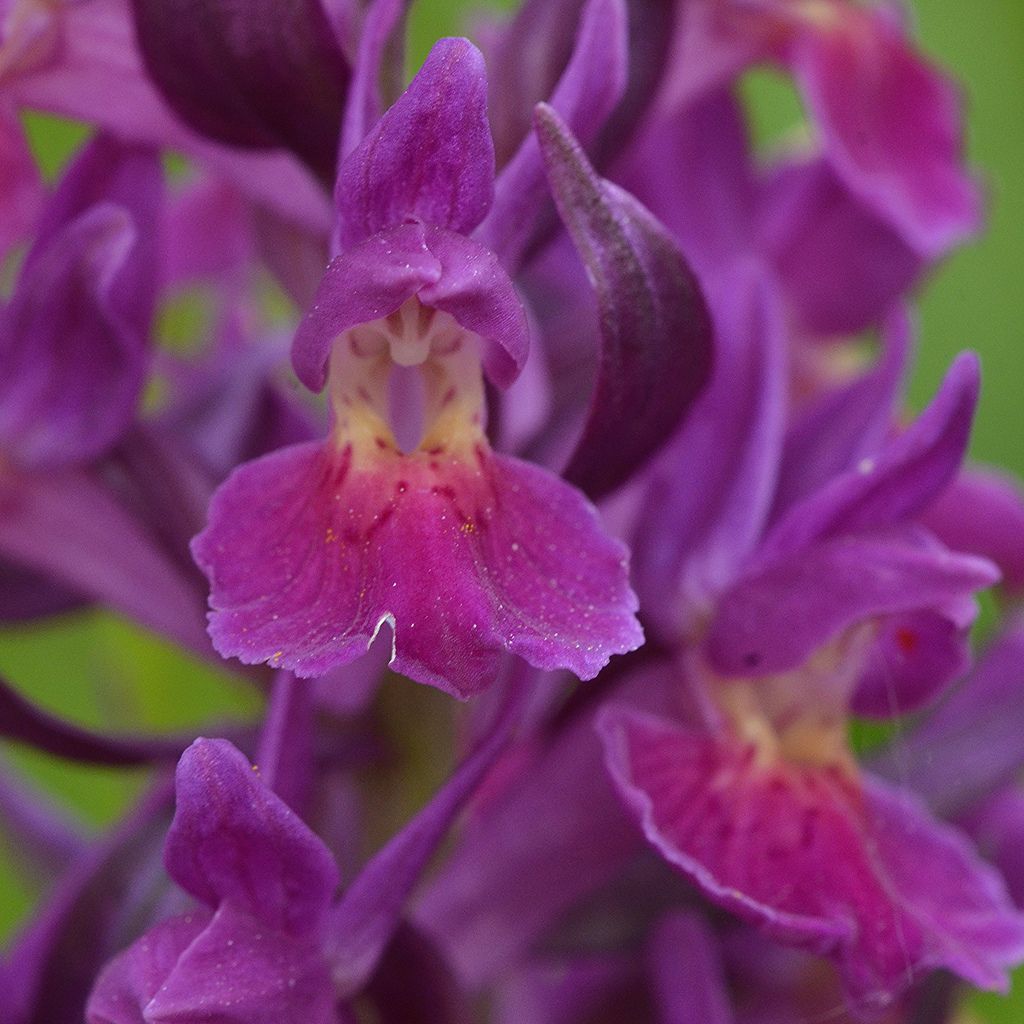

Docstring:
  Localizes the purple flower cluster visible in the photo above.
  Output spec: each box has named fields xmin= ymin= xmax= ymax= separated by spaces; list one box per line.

xmin=1 ymin=1 xmax=1023 ymax=1021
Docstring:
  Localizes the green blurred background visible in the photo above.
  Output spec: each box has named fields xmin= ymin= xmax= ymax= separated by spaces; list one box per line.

xmin=1 ymin=0 xmax=1022 ymax=1018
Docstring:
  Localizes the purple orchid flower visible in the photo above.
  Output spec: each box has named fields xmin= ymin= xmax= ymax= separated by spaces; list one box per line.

xmin=661 ymin=0 xmax=981 ymax=261
xmin=191 ymin=38 xmax=646 ymax=697
xmin=86 ymin=665 xmax=522 ymax=1024
xmin=596 ymin=327 xmax=1024 ymax=1006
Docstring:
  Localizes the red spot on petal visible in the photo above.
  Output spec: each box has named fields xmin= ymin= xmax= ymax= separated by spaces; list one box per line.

xmin=895 ymin=627 xmax=918 ymax=655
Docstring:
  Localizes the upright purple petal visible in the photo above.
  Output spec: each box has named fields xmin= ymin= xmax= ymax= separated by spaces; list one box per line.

xmin=480 ymin=0 xmax=629 ymax=271
xmin=759 ymin=352 xmax=980 ymax=564
xmin=130 ymin=0 xmax=350 ymax=182
xmin=632 ymin=266 xmax=785 ymax=640
xmin=536 ymin=104 xmax=714 ymax=499
xmin=770 ymin=310 xmax=911 ymax=521
xmin=164 ymin=739 xmax=339 ymax=937
xmin=338 ymin=0 xmax=410 ymax=159
xmin=0 ymin=105 xmax=43 ymax=260
xmin=480 ymin=0 xmax=585 ymax=166
xmin=335 ymin=38 xmax=494 ymax=248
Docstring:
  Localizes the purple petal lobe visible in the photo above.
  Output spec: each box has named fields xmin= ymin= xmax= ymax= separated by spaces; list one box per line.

xmin=851 ymin=609 xmax=969 ymax=718
xmin=144 ymin=903 xmax=337 ymax=1024
xmin=536 ymin=104 xmax=714 ymax=499
xmin=293 ymin=223 xmax=528 ymax=393
xmin=706 ymin=530 xmax=997 ymax=677
xmin=872 ymin=618 xmax=1024 ymax=817
xmin=165 ymin=738 xmax=339 ymax=936
xmin=292 ymin=222 xmax=441 ymax=391
xmin=130 ymin=0 xmax=349 ymax=182
xmin=791 ymin=4 xmax=981 ymax=257
xmin=335 ymin=37 xmax=494 ymax=247
xmin=192 ymin=439 xmax=641 ymax=695
xmin=417 ymin=226 xmax=528 ymax=389
xmin=761 ymin=351 xmax=980 ymax=562
xmin=87 ymin=913 xmax=209 ymax=1024
xmin=600 ymin=709 xmax=1024 ymax=1006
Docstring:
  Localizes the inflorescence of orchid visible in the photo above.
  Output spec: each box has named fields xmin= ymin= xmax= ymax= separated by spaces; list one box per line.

xmin=2 ymin=1 xmax=1024 ymax=1022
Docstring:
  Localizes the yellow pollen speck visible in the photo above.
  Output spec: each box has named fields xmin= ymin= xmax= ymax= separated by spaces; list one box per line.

xmin=325 ymin=527 xmax=338 ymax=543
xmin=460 ymin=521 xmax=476 ymax=534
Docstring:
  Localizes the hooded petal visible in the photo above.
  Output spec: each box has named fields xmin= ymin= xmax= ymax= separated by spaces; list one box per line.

xmin=536 ymin=104 xmax=714 ymax=499
xmin=164 ymin=739 xmax=339 ymax=936
xmin=334 ymin=37 xmax=494 ymax=248
xmin=600 ymin=709 xmax=1024 ymax=1007
xmin=292 ymin=222 xmax=527 ymax=392
xmin=705 ymin=529 xmax=997 ymax=677
xmin=130 ymin=0 xmax=349 ymax=182
xmin=192 ymin=438 xmax=641 ymax=696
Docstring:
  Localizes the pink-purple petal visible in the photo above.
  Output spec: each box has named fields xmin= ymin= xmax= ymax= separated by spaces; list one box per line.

xmin=164 ymin=738 xmax=339 ymax=936
xmin=599 ymin=709 xmax=1024 ymax=1006
xmin=192 ymin=439 xmax=642 ymax=696
xmin=335 ymin=37 xmax=494 ymax=248
xmin=790 ymin=3 xmax=982 ymax=257
xmin=760 ymin=157 xmax=923 ymax=335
